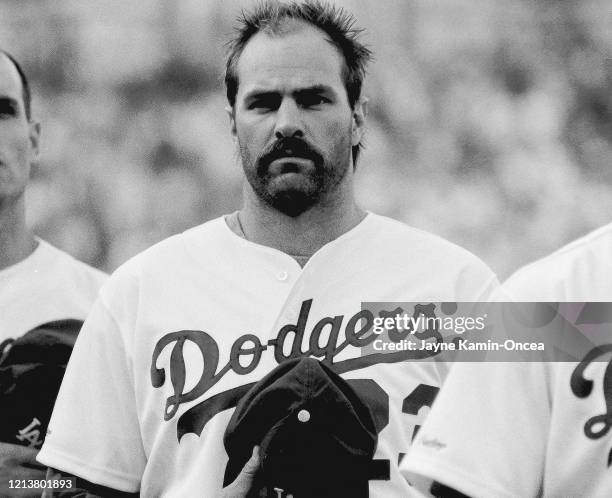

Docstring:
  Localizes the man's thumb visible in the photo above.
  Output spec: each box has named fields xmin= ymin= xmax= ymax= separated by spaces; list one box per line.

xmin=239 ymin=446 xmax=260 ymax=480
xmin=220 ymin=446 xmax=261 ymax=497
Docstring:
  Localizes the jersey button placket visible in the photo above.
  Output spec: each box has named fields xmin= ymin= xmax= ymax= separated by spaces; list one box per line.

xmin=276 ymin=271 xmax=293 ymax=320
xmin=269 ymin=267 xmax=297 ymax=346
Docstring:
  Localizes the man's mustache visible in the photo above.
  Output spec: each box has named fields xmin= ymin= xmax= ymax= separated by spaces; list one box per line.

xmin=257 ymin=137 xmax=324 ymax=173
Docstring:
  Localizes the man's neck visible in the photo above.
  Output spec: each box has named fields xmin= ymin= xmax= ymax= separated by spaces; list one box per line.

xmin=239 ymin=186 xmax=366 ymax=258
xmin=0 ymin=197 xmax=37 ymax=271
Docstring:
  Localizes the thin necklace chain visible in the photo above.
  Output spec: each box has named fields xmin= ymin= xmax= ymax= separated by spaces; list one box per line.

xmin=237 ymin=212 xmax=311 ymax=262
xmin=235 ymin=212 xmax=247 ymax=240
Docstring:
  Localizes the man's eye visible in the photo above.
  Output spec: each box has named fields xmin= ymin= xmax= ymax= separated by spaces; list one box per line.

xmin=299 ymin=95 xmax=329 ymax=108
xmin=248 ymin=97 xmax=279 ymax=111
xmin=0 ymin=103 xmax=17 ymax=117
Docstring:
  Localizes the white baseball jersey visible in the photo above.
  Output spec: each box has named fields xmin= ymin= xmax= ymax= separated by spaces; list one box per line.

xmin=402 ymin=223 xmax=612 ymax=498
xmin=0 ymin=238 xmax=107 ymax=344
xmin=38 ymin=213 xmax=497 ymax=497
xmin=0 ymin=239 xmax=106 ymax=454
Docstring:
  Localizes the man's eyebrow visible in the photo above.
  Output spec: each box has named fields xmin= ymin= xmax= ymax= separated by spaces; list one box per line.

xmin=294 ymin=85 xmax=333 ymax=95
xmin=244 ymin=85 xmax=335 ymax=100
xmin=244 ymin=90 xmax=280 ymax=101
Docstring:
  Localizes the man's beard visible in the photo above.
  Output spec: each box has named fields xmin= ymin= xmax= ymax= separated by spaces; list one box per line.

xmin=240 ymin=136 xmax=351 ymax=218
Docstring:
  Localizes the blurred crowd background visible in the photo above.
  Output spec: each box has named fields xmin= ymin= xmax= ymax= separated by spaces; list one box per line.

xmin=0 ymin=0 xmax=610 ymax=279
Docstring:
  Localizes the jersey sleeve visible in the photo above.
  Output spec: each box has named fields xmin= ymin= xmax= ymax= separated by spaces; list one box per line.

xmin=460 ymin=259 xmax=500 ymax=303
xmin=400 ymin=360 xmax=551 ymax=498
xmin=36 ymin=290 xmax=146 ymax=492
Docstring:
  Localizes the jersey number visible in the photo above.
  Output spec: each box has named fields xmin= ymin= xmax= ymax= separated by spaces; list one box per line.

xmin=347 ymin=380 xmax=439 ymax=481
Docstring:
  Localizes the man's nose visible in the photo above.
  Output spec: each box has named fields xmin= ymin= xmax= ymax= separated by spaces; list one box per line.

xmin=274 ymin=98 xmax=303 ymax=139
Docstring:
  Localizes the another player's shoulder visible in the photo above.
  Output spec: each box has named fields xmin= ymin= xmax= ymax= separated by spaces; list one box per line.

xmin=505 ymin=223 xmax=612 ymax=300
xmin=368 ymin=213 xmax=492 ymax=269
xmin=37 ymin=239 xmax=107 ymax=290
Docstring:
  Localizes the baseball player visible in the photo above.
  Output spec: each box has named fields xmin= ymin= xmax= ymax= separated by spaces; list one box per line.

xmin=38 ymin=2 xmax=498 ymax=496
xmin=0 ymin=49 xmax=107 ymax=494
xmin=401 ymin=224 xmax=612 ymax=497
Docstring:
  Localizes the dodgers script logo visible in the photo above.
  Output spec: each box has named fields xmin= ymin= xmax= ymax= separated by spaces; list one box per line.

xmin=571 ymin=345 xmax=612 ymax=466
xmin=570 ymin=302 xmax=612 ymax=467
xmin=150 ymin=299 xmax=441 ymax=441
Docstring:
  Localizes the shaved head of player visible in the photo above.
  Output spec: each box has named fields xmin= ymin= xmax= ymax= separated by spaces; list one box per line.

xmin=0 ymin=50 xmax=107 ymax=497
xmin=0 ymin=49 xmax=40 ymax=270
xmin=224 ymin=1 xmax=370 ymax=255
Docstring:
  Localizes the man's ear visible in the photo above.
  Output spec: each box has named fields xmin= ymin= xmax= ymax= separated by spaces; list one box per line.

xmin=29 ymin=121 xmax=41 ymax=160
xmin=351 ymin=96 xmax=368 ymax=147
xmin=226 ymin=106 xmax=237 ymax=137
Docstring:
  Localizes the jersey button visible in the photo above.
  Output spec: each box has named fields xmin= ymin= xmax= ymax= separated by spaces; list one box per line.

xmin=277 ymin=270 xmax=289 ymax=281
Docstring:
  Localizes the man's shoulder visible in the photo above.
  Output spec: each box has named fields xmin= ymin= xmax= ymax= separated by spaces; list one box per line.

xmin=368 ymin=214 xmax=493 ymax=269
xmin=108 ymin=216 xmax=228 ymax=278
xmin=504 ymin=223 xmax=612 ymax=300
xmin=36 ymin=239 xmax=108 ymax=290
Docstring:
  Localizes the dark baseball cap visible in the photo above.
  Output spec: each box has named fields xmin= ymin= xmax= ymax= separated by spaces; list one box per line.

xmin=0 ymin=319 xmax=82 ymax=447
xmin=223 ymin=357 xmax=378 ymax=497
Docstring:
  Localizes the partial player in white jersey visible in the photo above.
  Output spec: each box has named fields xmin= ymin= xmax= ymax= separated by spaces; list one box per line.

xmin=0 ymin=49 xmax=107 ymax=495
xmin=38 ymin=2 xmax=498 ymax=497
xmin=402 ymin=223 xmax=612 ymax=497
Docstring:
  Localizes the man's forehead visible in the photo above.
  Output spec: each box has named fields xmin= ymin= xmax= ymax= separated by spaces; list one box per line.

xmin=236 ymin=21 xmax=346 ymax=93
xmin=0 ymin=52 xmax=24 ymax=99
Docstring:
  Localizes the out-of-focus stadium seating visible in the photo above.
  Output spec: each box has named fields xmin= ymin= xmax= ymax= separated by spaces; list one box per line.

xmin=1 ymin=0 xmax=610 ymax=278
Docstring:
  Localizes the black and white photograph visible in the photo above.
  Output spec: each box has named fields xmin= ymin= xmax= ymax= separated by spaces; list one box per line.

xmin=1 ymin=0 xmax=611 ymax=496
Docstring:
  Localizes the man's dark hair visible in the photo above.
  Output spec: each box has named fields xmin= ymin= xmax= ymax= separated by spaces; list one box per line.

xmin=0 ymin=49 xmax=32 ymax=121
xmin=225 ymin=0 xmax=372 ymax=164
